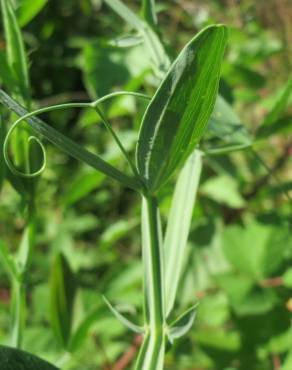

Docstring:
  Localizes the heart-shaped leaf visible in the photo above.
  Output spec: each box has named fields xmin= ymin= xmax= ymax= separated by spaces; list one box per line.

xmin=0 ymin=345 xmax=60 ymax=370
xmin=136 ymin=24 xmax=228 ymax=193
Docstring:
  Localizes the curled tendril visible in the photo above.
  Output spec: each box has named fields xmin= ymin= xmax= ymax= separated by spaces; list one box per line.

xmin=3 ymin=91 xmax=151 ymax=178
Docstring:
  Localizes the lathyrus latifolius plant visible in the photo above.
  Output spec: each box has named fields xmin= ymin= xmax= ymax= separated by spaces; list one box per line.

xmin=0 ymin=1 xmax=229 ymax=369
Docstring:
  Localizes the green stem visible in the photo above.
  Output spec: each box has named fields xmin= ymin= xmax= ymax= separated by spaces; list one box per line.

xmin=136 ymin=196 xmax=165 ymax=369
xmin=11 ymin=210 xmax=36 ymax=349
xmin=11 ymin=280 xmax=25 ymax=348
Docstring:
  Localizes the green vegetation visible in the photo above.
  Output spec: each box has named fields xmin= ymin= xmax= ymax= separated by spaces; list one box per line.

xmin=0 ymin=1 xmax=291 ymax=369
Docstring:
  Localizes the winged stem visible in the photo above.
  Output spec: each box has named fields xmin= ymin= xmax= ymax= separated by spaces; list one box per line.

xmin=137 ymin=196 xmax=165 ymax=369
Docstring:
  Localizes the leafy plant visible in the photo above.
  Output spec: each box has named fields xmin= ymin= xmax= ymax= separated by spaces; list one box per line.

xmin=1 ymin=1 xmax=291 ymax=370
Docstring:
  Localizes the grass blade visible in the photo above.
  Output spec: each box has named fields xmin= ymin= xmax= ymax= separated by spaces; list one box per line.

xmin=0 ymin=89 xmax=141 ymax=191
xmin=104 ymin=0 xmax=144 ymax=30
xmin=164 ymin=150 xmax=203 ymax=316
xmin=104 ymin=0 xmax=169 ymax=76
xmin=0 ymin=0 xmax=30 ymax=103
xmin=49 ymin=253 xmax=77 ymax=349
xmin=257 ymin=74 xmax=292 ymax=138
xmin=141 ymin=0 xmax=157 ymax=27
xmin=262 ymin=74 xmax=292 ymax=127
xmin=136 ymin=25 xmax=227 ymax=193
xmin=0 ymin=113 xmax=6 ymax=190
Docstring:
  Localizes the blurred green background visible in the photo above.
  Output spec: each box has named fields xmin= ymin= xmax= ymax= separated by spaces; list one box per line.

xmin=1 ymin=1 xmax=292 ymax=369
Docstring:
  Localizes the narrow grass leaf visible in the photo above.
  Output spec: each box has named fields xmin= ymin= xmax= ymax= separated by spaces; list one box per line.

xmin=0 ymin=345 xmax=60 ymax=370
xmin=141 ymin=0 xmax=157 ymax=27
xmin=16 ymin=221 xmax=35 ymax=272
xmin=0 ymin=89 xmax=141 ymax=191
xmin=1 ymin=0 xmax=30 ymax=102
xmin=0 ymin=113 xmax=6 ymax=190
xmin=104 ymin=0 xmax=144 ymax=30
xmin=104 ymin=0 xmax=169 ymax=75
xmin=164 ymin=150 xmax=203 ymax=316
xmin=69 ymin=306 xmax=106 ymax=352
xmin=136 ymin=25 xmax=228 ymax=192
xmin=0 ymin=51 xmax=17 ymax=93
xmin=262 ymin=74 xmax=292 ymax=127
xmin=103 ymin=296 xmax=144 ymax=333
xmin=168 ymin=304 xmax=197 ymax=342
xmin=49 ymin=253 xmax=76 ymax=349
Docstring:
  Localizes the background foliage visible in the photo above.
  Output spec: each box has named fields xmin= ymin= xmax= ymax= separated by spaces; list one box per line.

xmin=1 ymin=0 xmax=292 ymax=369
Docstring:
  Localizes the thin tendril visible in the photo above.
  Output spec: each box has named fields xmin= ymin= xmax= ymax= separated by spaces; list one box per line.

xmin=4 ymin=91 xmax=151 ymax=179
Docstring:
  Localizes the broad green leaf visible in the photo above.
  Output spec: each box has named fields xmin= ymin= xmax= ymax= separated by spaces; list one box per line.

xmin=0 ymin=345 xmax=60 ymax=370
xmin=168 ymin=304 xmax=197 ymax=342
xmin=17 ymin=0 xmax=48 ymax=27
xmin=1 ymin=0 xmax=30 ymax=102
xmin=194 ymin=328 xmax=240 ymax=351
xmin=164 ymin=150 xmax=202 ymax=316
xmin=232 ymin=287 xmax=277 ymax=316
xmin=49 ymin=253 xmax=77 ymax=349
xmin=0 ymin=89 xmax=141 ymax=191
xmin=141 ymin=0 xmax=157 ymax=27
xmin=103 ymin=296 xmax=144 ymax=333
xmin=215 ymin=273 xmax=253 ymax=304
xmin=197 ymin=292 xmax=229 ymax=327
xmin=136 ymin=25 xmax=228 ymax=192
xmin=201 ymin=175 xmax=245 ymax=208
xmin=222 ymin=222 xmax=289 ymax=279
xmin=215 ymin=272 xmax=277 ymax=316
